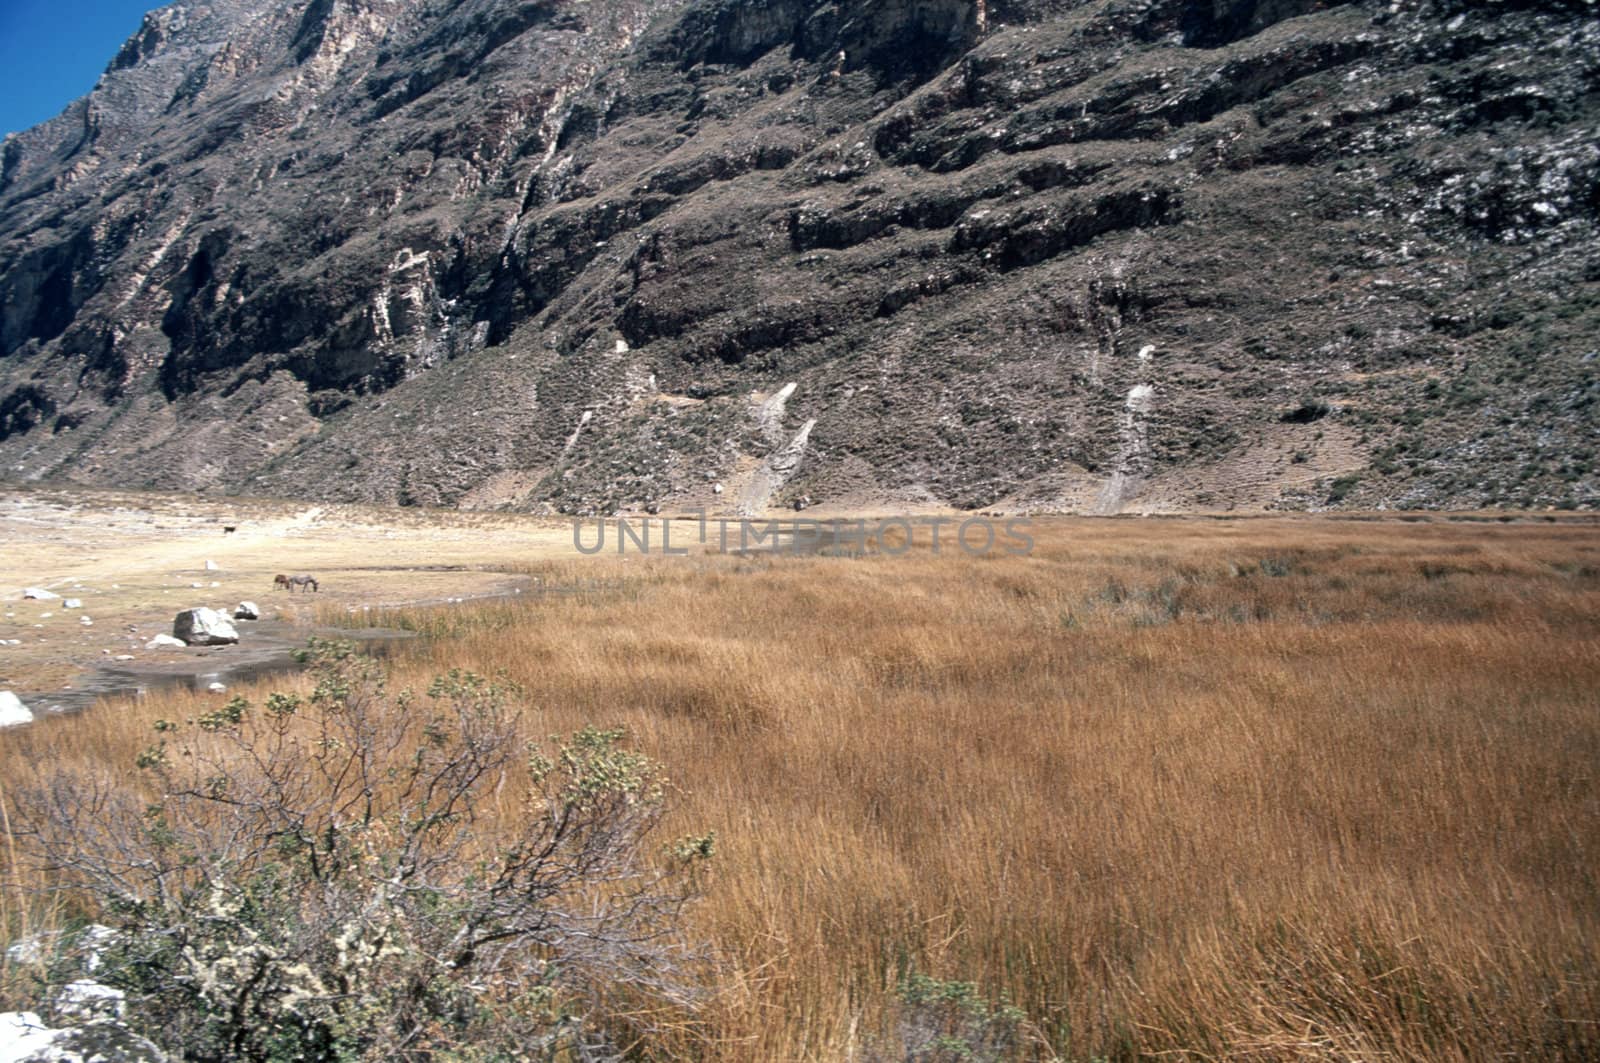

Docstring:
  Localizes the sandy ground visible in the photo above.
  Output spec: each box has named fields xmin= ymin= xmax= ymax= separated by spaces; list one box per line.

xmin=7 ymin=485 xmax=1586 ymax=716
xmin=0 ymin=487 xmax=578 ymax=712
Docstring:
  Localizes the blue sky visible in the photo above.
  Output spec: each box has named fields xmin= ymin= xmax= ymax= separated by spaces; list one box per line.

xmin=0 ymin=0 xmax=158 ymax=137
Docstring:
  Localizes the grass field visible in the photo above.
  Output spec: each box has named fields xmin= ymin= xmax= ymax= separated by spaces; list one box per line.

xmin=3 ymin=508 xmax=1597 ymax=1060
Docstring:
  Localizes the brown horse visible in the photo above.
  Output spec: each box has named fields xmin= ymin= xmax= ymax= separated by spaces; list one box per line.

xmin=274 ymin=574 xmax=319 ymax=593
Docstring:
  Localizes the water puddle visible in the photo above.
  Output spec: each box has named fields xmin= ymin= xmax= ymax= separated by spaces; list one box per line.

xmin=23 ymin=623 xmax=418 ymax=718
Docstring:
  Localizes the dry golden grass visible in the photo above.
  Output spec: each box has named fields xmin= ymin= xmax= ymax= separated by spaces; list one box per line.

xmin=4 ymin=514 xmax=1598 ymax=1060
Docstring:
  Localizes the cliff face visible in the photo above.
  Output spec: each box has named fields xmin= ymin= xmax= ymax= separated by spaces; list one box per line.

xmin=1 ymin=0 xmax=1596 ymax=514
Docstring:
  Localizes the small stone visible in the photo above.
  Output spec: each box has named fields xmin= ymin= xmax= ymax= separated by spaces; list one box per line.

xmin=204 ymin=560 xmax=219 ymax=571
xmin=56 ymin=979 xmax=126 ymax=1020
xmin=145 ymin=634 xmax=187 ymax=649
xmin=5 ymin=933 xmax=48 ymax=965
xmin=80 ymin=616 xmax=94 ymax=626
xmin=0 ymin=691 xmax=33 ymax=728
xmin=22 ymin=588 xmax=59 ymax=600
xmin=63 ymin=599 xmax=83 ymax=609
xmin=80 ymin=924 xmax=118 ymax=971
xmin=234 ymin=601 xmax=260 ymax=621
xmin=114 ymin=654 xmax=135 ymax=661
xmin=207 ymin=682 xmax=227 ymax=694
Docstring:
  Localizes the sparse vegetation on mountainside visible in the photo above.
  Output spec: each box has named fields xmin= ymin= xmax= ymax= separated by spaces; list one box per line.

xmin=2 ymin=0 xmax=1596 ymax=514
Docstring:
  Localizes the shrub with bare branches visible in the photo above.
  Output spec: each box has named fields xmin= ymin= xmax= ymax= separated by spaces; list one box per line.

xmin=13 ymin=639 xmax=714 ymax=1061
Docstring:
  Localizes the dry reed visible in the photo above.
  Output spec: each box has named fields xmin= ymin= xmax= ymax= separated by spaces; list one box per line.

xmin=4 ymin=516 xmax=1597 ymax=1060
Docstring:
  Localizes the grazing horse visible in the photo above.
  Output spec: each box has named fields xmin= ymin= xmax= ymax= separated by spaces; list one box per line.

xmin=274 ymin=574 xmax=319 ymax=593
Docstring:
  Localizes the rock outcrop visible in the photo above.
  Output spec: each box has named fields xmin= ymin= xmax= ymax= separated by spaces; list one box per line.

xmin=0 ymin=0 xmax=1595 ymax=514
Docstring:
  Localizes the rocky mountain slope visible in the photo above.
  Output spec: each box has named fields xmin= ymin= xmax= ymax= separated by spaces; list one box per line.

xmin=1 ymin=0 xmax=1596 ymax=514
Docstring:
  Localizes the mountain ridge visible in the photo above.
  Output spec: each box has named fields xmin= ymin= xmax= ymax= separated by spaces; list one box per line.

xmin=2 ymin=0 xmax=1596 ymax=514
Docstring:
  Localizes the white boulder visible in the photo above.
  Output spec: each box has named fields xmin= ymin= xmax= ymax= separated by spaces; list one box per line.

xmin=172 ymin=609 xmax=238 ymax=646
xmin=0 ymin=692 xmax=32 ymax=728
xmin=0 ymin=1011 xmax=59 ymax=1061
xmin=55 ymin=981 xmax=124 ymax=1021
xmin=0 ymin=1008 xmax=168 ymax=1062
xmin=206 ymin=682 xmax=227 ymax=694
xmin=63 ymin=599 xmax=82 ymax=610
xmin=21 ymin=588 xmax=59 ymax=600
xmin=204 ymin=560 xmax=219 ymax=571
xmin=144 ymin=634 xmax=186 ymax=650
xmin=233 ymin=601 xmax=260 ymax=621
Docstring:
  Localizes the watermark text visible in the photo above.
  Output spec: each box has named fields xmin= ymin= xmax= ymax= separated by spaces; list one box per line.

xmin=571 ymin=514 xmax=1034 ymax=558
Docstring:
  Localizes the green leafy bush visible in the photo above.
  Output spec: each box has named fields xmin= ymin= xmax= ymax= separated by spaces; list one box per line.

xmin=884 ymin=974 xmax=1027 ymax=1062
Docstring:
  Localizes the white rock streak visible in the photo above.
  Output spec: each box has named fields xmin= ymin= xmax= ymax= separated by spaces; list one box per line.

xmin=755 ymin=382 xmax=798 ymax=445
xmin=1098 ymin=383 xmax=1155 ymax=514
xmin=737 ymin=418 xmax=816 ymax=517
